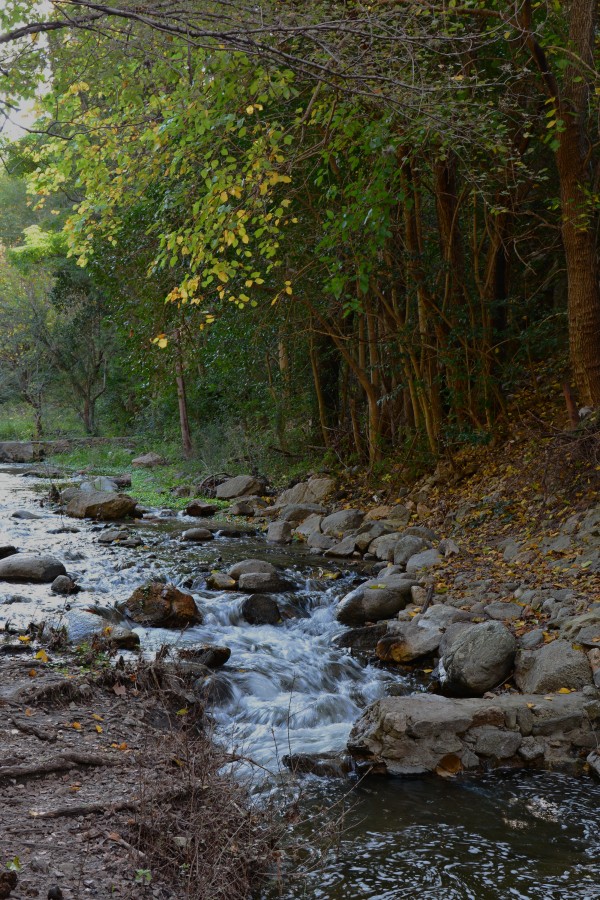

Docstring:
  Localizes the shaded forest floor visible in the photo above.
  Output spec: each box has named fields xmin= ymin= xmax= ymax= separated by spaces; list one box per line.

xmin=0 ymin=651 xmax=276 ymax=900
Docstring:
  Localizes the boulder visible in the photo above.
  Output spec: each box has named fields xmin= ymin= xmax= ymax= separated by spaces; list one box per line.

xmin=0 ymin=554 xmax=66 ymax=583
xmin=238 ymin=572 xmax=291 ymax=592
xmin=206 ymin=572 xmax=237 ymax=591
xmin=324 ymin=536 xmax=359 ymax=558
xmin=181 ymin=527 xmax=214 ymax=542
xmin=368 ymin=533 xmax=406 ymax=562
xmin=228 ymin=559 xmax=276 ymax=580
xmin=0 ymin=546 xmax=18 ymax=561
xmin=132 ymin=452 xmax=167 ymax=467
xmin=0 ymin=441 xmax=40 ymax=463
xmin=277 ymin=503 xmax=327 ymax=525
xmin=178 ymin=645 xmax=231 ymax=668
xmin=392 ymin=535 xmax=429 ymax=567
xmin=185 ymin=501 xmax=220 ymax=517
xmin=336 ymin=574 xmax=416 ymax=626
xmin=228 ymin=500 xmax=255 ymax=516
xmin=80 ymin=476 xmax=118 ymax=493
xmin=241 ymin=594 xmax=281 ymax=625
xmin=376 ymin=606 xmax=470 ymax=664
xmin=514 ymin=640 xmax=593 ymax=693
xmin=66 ymin=491 xmax=137 ymax=521
xmin=405 ymin=548 xmax=442 ymax=575
xmin=321 ymin=509 xmax=364 ymax=536
xmin=439 ymin=621 xmax=516 ymax=696
xmin=122 ymin=582 xmax=201 ymax=628
xmin=348 ymin=691 xmax=599 ymax=777
xmin=307 ymin=533 xmax=336 ymax=551
xmin=51 ymin=575 xmax=79 ymax=595
xmin=267 ymin=521 xmax=292 ymax=544
xmin=293 ymin=514 xmax=323 ymax=539
xmin=274 ymin=475 xmax=335 ymax=507
xmin=105 ymin=626 xmax=140 ymax=651
xmin=484 ymin=601 xmax=523 ymax=622
xmin=215 ymin=475 xmax=264 ymax=500
xmin=333 ymin=623 xmax=388 ymax=657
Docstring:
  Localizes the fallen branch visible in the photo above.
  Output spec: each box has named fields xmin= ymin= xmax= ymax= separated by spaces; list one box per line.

xmin=30 ymin=797 xmax=139 ymax=819
xmin=0 ymin=751 xmax=120 ymax=780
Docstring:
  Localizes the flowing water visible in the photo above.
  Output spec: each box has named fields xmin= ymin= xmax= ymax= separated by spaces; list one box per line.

xmin=1 ymin=465 xmax=599 ymax=899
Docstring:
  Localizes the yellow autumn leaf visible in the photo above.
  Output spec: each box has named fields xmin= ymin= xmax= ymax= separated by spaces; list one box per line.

xmin=557 ymin=687 xmax=572 ymax=694
xmin=72 ymin=722 xmax=82 ymax=730
xmin=35 ymin=649 xmax=49 ymax=663
xmin=95 ymin=725 xmax=103 ymax=733
xmin=91 ymin=713 xmax=104 ymax=721
xmin=246 ymin=105 xmax=254 ymax=114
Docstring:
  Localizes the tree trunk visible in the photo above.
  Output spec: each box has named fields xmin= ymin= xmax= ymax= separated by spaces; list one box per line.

xmin=174 ymin=330 xmax=193 ymax=458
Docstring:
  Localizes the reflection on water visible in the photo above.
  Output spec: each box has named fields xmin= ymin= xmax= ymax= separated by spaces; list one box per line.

xmin=1 ymin=466 xmax=599 ymax=899
xmin=262 ymin=772 xmax=600 ymax=899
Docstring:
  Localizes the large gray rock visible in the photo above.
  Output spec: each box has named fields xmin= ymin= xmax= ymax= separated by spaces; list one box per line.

xmin=278 ymin=503 xmax=327 ymax=525
xmin=376 ymin=605 xmax=470 ymax=664
xmin=238 ymin=572 xmax=291 ymax=592
xmin=267 ymin=521 xmax=292 ymax=544
xmin=368 ymin=532 xmax=406 ymax=562
xmin=66 ymin=491 xmax=137 ymax=521
xmin=392 ymin=536 xmax=429 ymax=567
xmin=307 ymin=532 xmax=336 ymax=551
xmin=0 ymin=554 xmax=66 ymax=583
xmin=274 ymin=475 xmax=335 ymax=507
xmin=405 ymin=548 xmax=442 ymax=575
xmin=324 ymin=536 xmax=359 ymax=558
xmin=333 ymin=623 xmax=388 ymax=657
xmin=228 ymin=559 xmax=276 ymax=580
xmin=0 ymin=441 xmax=40 ymax=463
xmin=514 ymin=640 xmax=593 ymax=693
xmin=293 ymin=513 xmax=323 ymax=539
xmin=321 ymin=509 xmax=364 ymax=536
xmin=439 ymin=621 xmax=516 ymax=696
xmin=132 ymin=452 xmax=167 ymax=467
xmin=182 ymin=527 xmax=214 ymax=542
xmin=80 ymin=476 xmax=118 ymax=493
xmin=348 ymin=691 xmax=600 ymax=777
xmin=336 ymin=574 xmax=416 ymax=625
xmin=215 ymin=475 xmax=263 ymax=500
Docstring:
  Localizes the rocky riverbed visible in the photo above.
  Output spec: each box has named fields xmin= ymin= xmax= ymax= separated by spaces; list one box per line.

xmin=1 ymin=458 xmax=600 ymax=898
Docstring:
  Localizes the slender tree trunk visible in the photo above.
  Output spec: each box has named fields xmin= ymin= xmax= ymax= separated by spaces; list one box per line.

xmin=174 ymin=330 xmax=193 ymax=458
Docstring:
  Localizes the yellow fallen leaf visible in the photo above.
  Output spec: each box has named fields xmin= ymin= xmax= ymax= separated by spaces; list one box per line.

xmin=95 ymin=725 xmax=103 ymax=733
xmin=34 ymin=649 xmax=48 ymax=663
xmin=91 ymin=713 xmax=104 ymax=721
xmin=25 ymin=708 xmax=33 ymax=717
xmin=19 ymin=636 xmax=31 ymax=643
xmin=72 ymin=721 xmax=82 ymax=730
xmin=557 ymin=687 xmax=572 ymax=694
xmin=526 ymin=703 xmax=535 ymax=709
xmin=544 ymin=696 xmax=554 ymax=701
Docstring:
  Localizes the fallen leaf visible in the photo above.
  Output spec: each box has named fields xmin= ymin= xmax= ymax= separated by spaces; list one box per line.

xmin=95 ymin=725 xmax=103 ymax=733
xmin=34 ymin=649 xmax=49 ymax=663
xmin=113 ymin=684 xmax=127 ymax=697
xmin=91 ymin=713 xmax=104 ymax=721
xmin=72 ymin=721 xmax=82 ymax=730
xmin=557 ymin=687 xmax=572 ymax=694
xmin=25 ymin=708 xmax=33 ymax=717
xmin=28 ymin=669 xmax=36 ymax=678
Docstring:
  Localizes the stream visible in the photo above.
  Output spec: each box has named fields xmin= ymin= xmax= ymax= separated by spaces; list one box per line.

xmin=1 ymin=465 xmax=599 ymax=899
